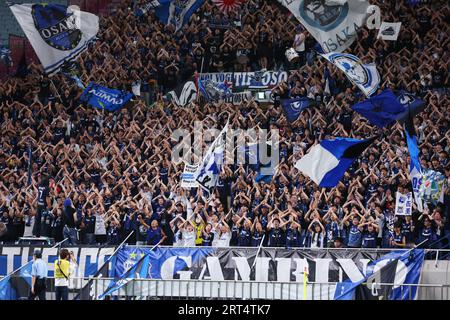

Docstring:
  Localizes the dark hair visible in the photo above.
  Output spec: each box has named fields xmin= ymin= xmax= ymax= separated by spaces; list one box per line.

xmin=60 ymin=248 xmax=70 ymax=260
xmin=33 ymin=249 xmax=42 ymax=259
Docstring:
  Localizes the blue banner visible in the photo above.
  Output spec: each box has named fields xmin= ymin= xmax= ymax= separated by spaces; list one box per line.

xmin=334 ymin=249 xmax=425 ymax=300
xmin=80 ymin=83 xmax=133 ymax=112
xmin=281 ymin=97 xmax=312 ymax=123
xmin=155 ymin=0 xmax=206 ymax=32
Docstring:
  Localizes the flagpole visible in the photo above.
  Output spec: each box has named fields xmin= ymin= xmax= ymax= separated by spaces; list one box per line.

xmin=250 ymin=234 xmax=265 ymax=270
xmin=96 ymin=238 xmax=164 ymax=300
xmin=0 ymin=238 xmax=69 ymax=282
xmin=50 ymin=79 xmax=63 ymax=103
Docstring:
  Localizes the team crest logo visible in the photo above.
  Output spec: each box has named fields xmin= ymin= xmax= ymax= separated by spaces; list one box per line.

xmin=397 ymin=92 xmax=415 ymax=105
xmin=32 ymin=4 xmax=81 ymax=51
xmin=291 ymin=101 xmax=307 ymax=110
xmin=328 ymin=54 xmax=371 ymax=87
xmin=299 ymin=0 xmax=349 ymax=31
xmin=123 ymin=259 xmax=136 ymax=272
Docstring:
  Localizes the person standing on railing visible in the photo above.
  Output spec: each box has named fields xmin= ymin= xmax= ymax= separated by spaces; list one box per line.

xmin=29 ymin=249 xmax=48 ymax=300
xmin=54 ymin=249 xmax=71 ymax=300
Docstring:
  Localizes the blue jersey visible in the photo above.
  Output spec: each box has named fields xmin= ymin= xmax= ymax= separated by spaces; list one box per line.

xmin=285 ymin=227 xmax=301 ymax=248
xmin=237 ymin=228 xmax=251 ymax=247
xmin=268 ymin=228 xmax=284 ymax=247
xmin=251 ymin=231 xmax=263 ymax=247
xmin=326 ymin=221 xmax=340 ymax=243
xmin=146 ymin=227 xmax=162 ymax=245
xmin=202 ymin=232 xmax=214 ymax=246
xmin=362 ymin=230 xmax=377 ymax=248
xmin=37 ymin=186 xmax=49 ymax=206
xmin=347 ymin=225 xmax=362 ymax=248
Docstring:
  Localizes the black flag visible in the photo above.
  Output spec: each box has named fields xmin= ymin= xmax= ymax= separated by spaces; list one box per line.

xmin=73 ymin=257 xmax=111 ymax=300
xmin=355 ymin=259 xmax=398 ymax=300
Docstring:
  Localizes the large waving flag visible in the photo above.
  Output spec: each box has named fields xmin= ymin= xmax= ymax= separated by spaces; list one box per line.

xmin=167 ymin=77 xmax=198 ymax=107
xmin=80 ymin=83 xmax=133 ymax=112
xmin=9 ymin=3 xmax=99 ymax=75
xmin=278 ymin=0 xmax=370 ymax=53
xmin=404 ymin=116 xmax=424 ymax=212
xmin=98 ymin=253 xmax=151 ymax=299
xmin=0 ymin=261 xmax=32 ymax=300
xmin=195 ymin=121 xmax=228 ymax=192
xmin=281 ymin=97 xmax=313 ymax=123
xmin=395 ymin=92 xmax=425 ymax=125
xmin=295 ymin=137 xmax=376 ymax=187
xmin=156 ymin=0 xmax=206 ymax=32
xmin=335 ymin=249 xmax=425 ymax=300
xmin=351 ymin=89 xmax=406 ymax=128
xmin=321 ymin=52 xmax=380 ymax=97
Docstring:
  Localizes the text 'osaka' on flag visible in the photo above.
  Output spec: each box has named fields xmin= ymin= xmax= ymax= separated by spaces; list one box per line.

xmin=278 ymin=0 xmax=370 ymax=53
xmin=9 ymin=3 xmax=99 ymax=75
xmin=321 ymin=52 xmax=380 ymax=97
xmin=295 ymin=136 xmax=376 ymax=188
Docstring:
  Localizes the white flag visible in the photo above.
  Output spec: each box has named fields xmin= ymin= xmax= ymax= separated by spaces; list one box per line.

xmin=278 ymin=0 xmax=369 ymax=53
xmin=10 ymin=3 xmax=99 ymax=75
xmin=378 ymin=22 xmax=402 ymax=41
xmin=395 ymin=192 xmax=413 ymax=216
xmin=132 ymin=81 xmax=141 ymax=96
xmin=321 ymin=52 xmax=380 ymax=97
xmin=195 ymin=122 xmax=228 ymax=192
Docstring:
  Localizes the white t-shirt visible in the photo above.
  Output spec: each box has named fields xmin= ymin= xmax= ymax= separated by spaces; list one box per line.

xmin=182 ymin=230 xmax=196 ymax=247
xmin=215 ymin=231 xmax=231 ymax=247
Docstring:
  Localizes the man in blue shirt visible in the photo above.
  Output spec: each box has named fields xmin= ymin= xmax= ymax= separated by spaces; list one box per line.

xmin=29 ymin=249 xmax=48 ymax=300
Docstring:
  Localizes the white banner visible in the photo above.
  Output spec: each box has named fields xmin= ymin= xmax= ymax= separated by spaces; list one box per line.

xmin=10 ymin=3 xmax=99 ymax=75
xmin=378 ymin=22 xmax=402 ymax=41
xmin=199 ymin=71 xmax=288 ymax=89
xmin=181 ymin=163 xmax=199 ymax=188
xmin=225 ymin=91 xmax=252 ymax=105
xmin=395 ymin=192 xmax=413 ymax=216
xmin=278 ymin=0 xmax=369 ymax=53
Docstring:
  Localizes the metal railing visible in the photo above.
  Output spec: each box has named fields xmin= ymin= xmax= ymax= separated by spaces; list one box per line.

xmin=17 ymin=277 xmax=450 ymax=301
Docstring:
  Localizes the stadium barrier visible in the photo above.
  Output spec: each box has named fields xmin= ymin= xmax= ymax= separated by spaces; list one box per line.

xmin=20 ymin=277 xmax=450 ymax=300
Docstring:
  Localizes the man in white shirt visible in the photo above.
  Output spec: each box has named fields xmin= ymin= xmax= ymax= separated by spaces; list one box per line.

xmin=293 ymin=26 xmax=306 ymax=67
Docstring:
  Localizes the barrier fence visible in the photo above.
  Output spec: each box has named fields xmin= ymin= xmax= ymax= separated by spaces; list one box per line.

xmin=6 ymin=276 xmax=449 ymax=301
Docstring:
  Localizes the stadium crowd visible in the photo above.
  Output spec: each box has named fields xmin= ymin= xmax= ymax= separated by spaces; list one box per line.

xmin=0 ymin=0 xmax=448 ymax=250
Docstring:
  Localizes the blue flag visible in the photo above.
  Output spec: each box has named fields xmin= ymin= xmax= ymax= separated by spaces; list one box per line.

xmin=351 ymin=89 xmax=405 ymax=128
xmin=334 ymin=249 xmax=424 ymax=300
xmin=80 ymin=83 xmax=133 ymax=112
xmin=295 ymin=137 xmax=376 ymax=187
xmin=98 ymin=253 xmax=151 ymax=299
xmin=395 ymin=91 xmax=425 ymax=124
xmin=156 ymin=0 xmax=206 ymax=32
xmin=0 ymin=261 xmax=32 ymax=300
xmin=281 ymin=97 xmax=313 ymax=123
